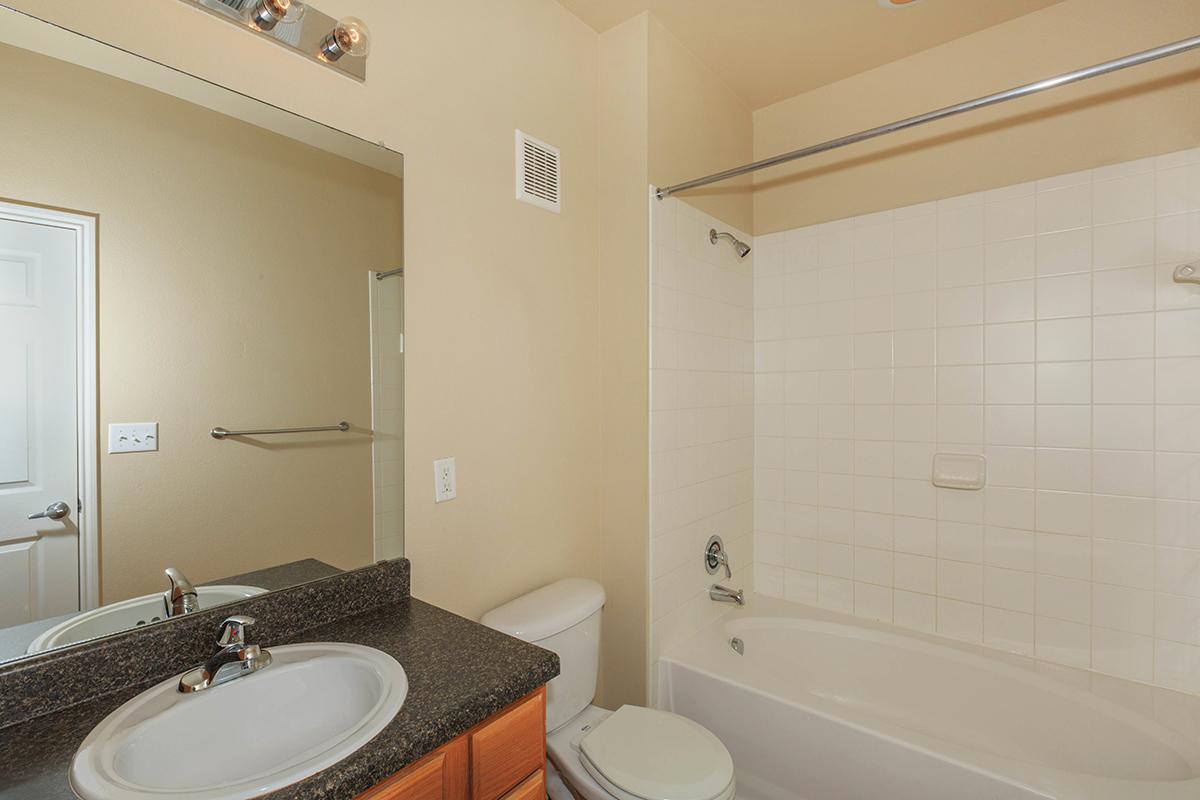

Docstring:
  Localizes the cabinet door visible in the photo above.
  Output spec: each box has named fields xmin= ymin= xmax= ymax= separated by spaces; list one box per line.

xmin=499 ymin=770 xmax=546 ymax=800
xmin=470 ymin=689 xmax=546 ymax=800
xmin=358 ymin=737 xmax=468 ymax=800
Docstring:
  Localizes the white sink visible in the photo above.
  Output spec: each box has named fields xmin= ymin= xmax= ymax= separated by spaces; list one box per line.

xmin=71 ymin=642 xmax=408 ymax=800
xmin=27 ymin=586 xmax=268 ymax=653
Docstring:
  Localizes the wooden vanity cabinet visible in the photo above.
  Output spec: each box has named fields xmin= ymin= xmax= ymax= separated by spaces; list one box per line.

xmin=358 ymin=687 xmax=546 ymax=800
xmin=358 ymin=739 xmax=469 ymax=800
xmin=493 ymin=770 xmax=546 ymax=800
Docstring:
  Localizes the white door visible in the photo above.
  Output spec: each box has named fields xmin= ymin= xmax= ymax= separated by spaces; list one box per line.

xmin=0 ymin=215 xmax=80 ymax=626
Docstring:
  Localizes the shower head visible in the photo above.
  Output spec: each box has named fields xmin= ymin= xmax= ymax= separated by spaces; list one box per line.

xmin=710 ymin=229 xmax=751 ymax=259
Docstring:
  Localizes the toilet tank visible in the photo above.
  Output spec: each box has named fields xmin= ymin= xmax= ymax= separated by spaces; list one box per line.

xmin=481 ymin=578 xmax=605 ymax=732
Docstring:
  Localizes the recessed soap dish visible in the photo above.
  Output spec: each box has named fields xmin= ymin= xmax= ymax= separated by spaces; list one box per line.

xmin=1175 ymin=263 xmax=1200 ymax=285
xmin=932 ymin=453 xmax=986 ymax=490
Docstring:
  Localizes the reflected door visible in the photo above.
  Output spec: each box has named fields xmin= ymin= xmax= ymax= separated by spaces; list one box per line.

xmin=0 ymin=215 xmax=80 ymax=626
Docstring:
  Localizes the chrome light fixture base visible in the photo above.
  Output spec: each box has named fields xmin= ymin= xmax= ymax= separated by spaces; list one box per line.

xmin=178 ymin=0 xmax=368 ymax=81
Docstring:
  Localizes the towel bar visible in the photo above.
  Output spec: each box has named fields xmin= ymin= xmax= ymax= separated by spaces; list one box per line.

xmin=211 ymin=422 xmax=351 ymax=440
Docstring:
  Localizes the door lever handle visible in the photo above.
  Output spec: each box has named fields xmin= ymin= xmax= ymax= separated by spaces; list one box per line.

xmin=28 ymin=501 xmax=71 ymax=521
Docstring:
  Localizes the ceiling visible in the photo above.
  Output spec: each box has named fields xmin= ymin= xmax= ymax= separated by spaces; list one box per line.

xmin=557 ymin=0 xmax=1065 ymax=109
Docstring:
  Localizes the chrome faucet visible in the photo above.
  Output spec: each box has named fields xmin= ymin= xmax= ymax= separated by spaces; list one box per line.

xmin=178 ymin=615 xmax=273 ymax=693
xmin=705 ymin=537 xmax=743 ymax=605
xmin=704 ymin=535 xmax=732 ymax=579
xmin=164 ymin=567 xmax=199 ymax=617
xmin=710 ymin=584 xmax=745 ymax=606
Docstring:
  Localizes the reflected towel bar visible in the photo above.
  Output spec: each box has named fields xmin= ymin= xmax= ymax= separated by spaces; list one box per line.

xmin=211 ymin=422 xmax=351 ymax=440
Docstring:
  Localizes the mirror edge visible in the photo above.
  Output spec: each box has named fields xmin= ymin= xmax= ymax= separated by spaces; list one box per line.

xmin=0 ymin=4 xmax=404 ymax=669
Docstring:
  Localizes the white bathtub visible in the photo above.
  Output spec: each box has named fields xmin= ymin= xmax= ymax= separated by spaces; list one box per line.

xmin=657 ymin=595 xmax=1200 ymax=800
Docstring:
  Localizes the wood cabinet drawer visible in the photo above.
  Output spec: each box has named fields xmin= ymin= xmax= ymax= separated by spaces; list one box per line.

xmin=469 ymin=689 xmax=546 ymax=800
xmin=358 ymin=737 xmax=467 ymax=800
xmin=499 ymin=770 xmax=545 ymax=800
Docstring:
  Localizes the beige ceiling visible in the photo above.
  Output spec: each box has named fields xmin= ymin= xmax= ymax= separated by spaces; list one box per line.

xmin=558 ymin=0 xmax=1065 ymax=109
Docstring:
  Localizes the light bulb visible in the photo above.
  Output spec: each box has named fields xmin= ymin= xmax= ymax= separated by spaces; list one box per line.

xmin=319 ymin=16 xmax=371 ymax=61
xmin=283 ymin=1 xmax=305 ymax=22
xmin=247 ymin=0 xmax=303 ymax=31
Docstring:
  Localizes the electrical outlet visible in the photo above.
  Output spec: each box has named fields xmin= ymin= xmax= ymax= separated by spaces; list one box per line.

xmin=434 ymin=457 xmax=457 ymax=503
xmin=108 ymin=422 xmax=158 ymax=454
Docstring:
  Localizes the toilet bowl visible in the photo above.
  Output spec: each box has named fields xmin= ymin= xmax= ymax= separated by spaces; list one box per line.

xmin=481 ymin=579 xmax=735 ymax=800
xmin=546 ymin=705 xmax=735 ymax=800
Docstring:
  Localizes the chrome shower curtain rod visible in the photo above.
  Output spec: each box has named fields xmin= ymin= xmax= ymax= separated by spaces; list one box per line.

xmin=655 ymin=34 xmax=1200 ymax=200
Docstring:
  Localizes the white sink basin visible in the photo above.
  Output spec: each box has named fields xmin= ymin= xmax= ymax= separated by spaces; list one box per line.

xmin=70 ymin=642 xmax=408 ymax=800
xmin=27 ymin=585 xmax=267 ymax=653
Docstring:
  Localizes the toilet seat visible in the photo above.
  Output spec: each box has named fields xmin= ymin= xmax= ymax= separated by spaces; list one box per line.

xmin=577 ymin=706 xmax=735 ymax=800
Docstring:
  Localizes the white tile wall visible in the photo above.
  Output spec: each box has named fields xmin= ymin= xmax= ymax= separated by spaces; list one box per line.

xmin=753 ymin=147 xmax=1200 ymax=694
xmin=649 ymin=195 xmax=755 ymax=682
xmin=370 ymin=274 xmax=404 ymax=560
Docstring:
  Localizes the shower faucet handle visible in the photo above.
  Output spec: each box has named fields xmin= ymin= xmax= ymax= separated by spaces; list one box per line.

xmin=705 ymin=535 xmax=732 ymax=579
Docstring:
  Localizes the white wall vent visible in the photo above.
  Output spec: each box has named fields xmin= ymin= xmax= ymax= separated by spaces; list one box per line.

xmin=515 ymin=130 xmax=561 ymax=213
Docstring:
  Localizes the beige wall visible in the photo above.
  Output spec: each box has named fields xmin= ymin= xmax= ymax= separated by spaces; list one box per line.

xmin=648 ymin=17 xmax=754 ymax=234
xmin=753 ymin=0 xmax=1200 ymax=233
xmin=597 ymin=14 xmax=651 ymax=708
xmin=594 ymin=12 xmax=756 ymax=705
xmin=1 ymin=43 xmax=400 ymax=602
xmin=371 ymin=274 xmax=405 ymax=561
xmin=4 ymin=0 xmax=605 ymax=626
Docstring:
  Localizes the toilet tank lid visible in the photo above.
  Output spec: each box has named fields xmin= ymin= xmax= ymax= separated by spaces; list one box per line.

xmin=481 ymin=578 xmax=606 ymax=642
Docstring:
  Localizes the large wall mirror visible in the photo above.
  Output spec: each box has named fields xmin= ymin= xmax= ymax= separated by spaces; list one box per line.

xmin=0 ymin=8 xmax=404 ymax=663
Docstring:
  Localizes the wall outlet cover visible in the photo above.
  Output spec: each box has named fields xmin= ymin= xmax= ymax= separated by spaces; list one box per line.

xmin=434 ymin=457 xmax=457 ymax=503
xmin=108 ymin=422 xmax=158 ymax=454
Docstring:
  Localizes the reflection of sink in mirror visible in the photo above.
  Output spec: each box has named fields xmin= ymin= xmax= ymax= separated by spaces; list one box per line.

xmin=70 ymin=642 xmax=407 ymax=800
xmin=26 ymin=586 xmax=267 ymax=654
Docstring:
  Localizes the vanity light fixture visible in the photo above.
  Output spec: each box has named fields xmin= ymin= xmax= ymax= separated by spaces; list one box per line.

xmin=177 ymin=0 xmax=370 ymax=80
xmin=247 ymin=0 xmax=303 ymax=32
xmin=318 ymin=16 xmax=371 ymax=62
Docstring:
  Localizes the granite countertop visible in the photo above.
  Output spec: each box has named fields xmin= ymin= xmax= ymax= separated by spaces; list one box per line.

xmin=210 ymin=558 xmax=344 ymax=592
xmin=0 ymin=597 xmax=560 ymax=800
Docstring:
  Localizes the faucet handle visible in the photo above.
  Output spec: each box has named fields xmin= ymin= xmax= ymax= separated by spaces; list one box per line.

xmin=705 ymin=536 xmax=732 ymax=579
xmin=715 ymin=550 xmax=732 ymax=579
xmin=216 ymin=615 xmax=256 ymax=648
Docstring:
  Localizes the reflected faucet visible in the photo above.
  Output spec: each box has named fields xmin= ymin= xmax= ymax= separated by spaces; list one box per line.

xmin=164 ymin=568 xmax=199 ymax=617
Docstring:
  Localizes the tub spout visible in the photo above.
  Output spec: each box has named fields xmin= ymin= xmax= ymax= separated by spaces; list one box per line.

xmin=710 ymin=584 xmax=744 ymax=606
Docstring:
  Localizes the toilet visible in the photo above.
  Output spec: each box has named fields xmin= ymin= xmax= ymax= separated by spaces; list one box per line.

xmin=482 ymin=579 xmax=735 ymax=800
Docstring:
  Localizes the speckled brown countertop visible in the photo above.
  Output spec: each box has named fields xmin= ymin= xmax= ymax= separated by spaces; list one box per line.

xmin=0 ymin=597 xmax=560 ymax=800
xmin=211 ymin=558 xmax=344 ymax=592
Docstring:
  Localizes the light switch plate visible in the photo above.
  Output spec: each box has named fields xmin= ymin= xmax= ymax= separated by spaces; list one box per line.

xmin=434 ymin=457 xmax=457 ymax=503
xmin=108 ymin=422 xmax=158 ymax=454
